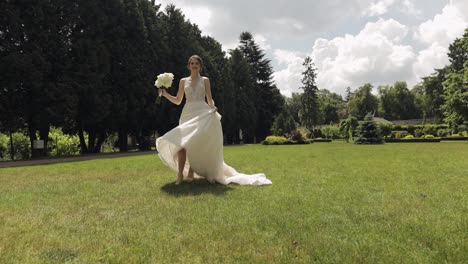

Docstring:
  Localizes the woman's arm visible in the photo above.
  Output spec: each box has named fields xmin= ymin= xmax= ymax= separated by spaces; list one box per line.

xmin=161 ymin=79 xmax=185 ymax=105
xmin=204 ymin=78 xmax=216 ymax=109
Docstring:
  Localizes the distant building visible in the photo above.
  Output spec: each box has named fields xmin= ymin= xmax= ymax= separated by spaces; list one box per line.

xmin=391 ymin=119 xmax=424 ymax=125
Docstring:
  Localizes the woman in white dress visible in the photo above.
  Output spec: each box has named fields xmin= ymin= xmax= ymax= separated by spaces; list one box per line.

xmin=156 ymin=55 xmax=271 ymax=186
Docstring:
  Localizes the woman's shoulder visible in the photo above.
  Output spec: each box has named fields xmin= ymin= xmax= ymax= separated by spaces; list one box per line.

xmin=202 ymin=76 xmax=210 ymax=81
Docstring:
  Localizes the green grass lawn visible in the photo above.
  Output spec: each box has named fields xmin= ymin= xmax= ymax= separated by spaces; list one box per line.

xmin=0 ymin=142 xmax=467 ymax=263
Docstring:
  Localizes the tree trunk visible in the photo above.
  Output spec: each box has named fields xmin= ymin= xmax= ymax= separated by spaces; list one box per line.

xmin=88 ymin=129 xmax=96 ymax=153
xmin=28 ymin=123 xmax=39 ymax=158
xmin=93 ymin=131 xmax=107 ymax=153
xmin=9 ymin=130 xmax=14 ymax=160
xmin=78 ymin=126 xmax=89 ymax=154
xmin=39 ymin=124 xmax=50 ymax=157
xmin=118 ymin=129 xmax=128 ymax=152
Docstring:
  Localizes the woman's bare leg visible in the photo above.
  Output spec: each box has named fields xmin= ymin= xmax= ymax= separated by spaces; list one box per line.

xmin=187 ymin=167 xmax=194 ymax=182
xmin=176 ymin=149 xmax=186 ymax=184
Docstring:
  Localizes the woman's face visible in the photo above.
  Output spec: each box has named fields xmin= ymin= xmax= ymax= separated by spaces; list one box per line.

xmin=189 ymin=59 xmax=201 ymax=73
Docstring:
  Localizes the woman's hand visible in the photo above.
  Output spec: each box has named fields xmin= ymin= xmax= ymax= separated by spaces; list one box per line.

xmin=159 ymin=88 xmax=167 ymax=97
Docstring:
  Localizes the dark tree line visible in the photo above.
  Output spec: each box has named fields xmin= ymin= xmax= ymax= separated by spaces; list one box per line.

xmin=0 ymin=1 xmax=283 ymax=158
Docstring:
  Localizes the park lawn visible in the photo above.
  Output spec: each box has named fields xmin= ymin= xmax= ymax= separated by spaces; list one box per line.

xmin=0 ymin=142 xmax=467 ymax=263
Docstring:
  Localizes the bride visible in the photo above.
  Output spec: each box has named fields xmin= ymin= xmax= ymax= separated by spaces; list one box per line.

xmin=156 ymin=55 xmax=272 ymax=186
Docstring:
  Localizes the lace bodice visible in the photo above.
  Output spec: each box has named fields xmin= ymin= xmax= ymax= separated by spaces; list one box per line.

xmin=184 ymin=77 xmax=206 ymax=102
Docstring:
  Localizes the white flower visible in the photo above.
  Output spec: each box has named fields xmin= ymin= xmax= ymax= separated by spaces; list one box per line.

xmin=155 ymin=72 xmax=174 ymax=88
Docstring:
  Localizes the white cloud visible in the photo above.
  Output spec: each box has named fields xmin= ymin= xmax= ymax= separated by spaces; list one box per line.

xmin=180 ymin=6 xmax=212 ymax=32
xmin=253 ymin=34 xmax=271 ymax=51
xmin=311 ymin=18 xmax=415 ymax=94
xmin=416 ymin=3 xmax=467 ymax=47
xmin=413 ymin=43 xmax=449 ymax=78
xmin=157 ymin=0 xmax=467 ymax=96
xmin=363 ymin=0 xmax=397 ymax=16
xmin=413 ymin=0 xmax=468 ymax=80
xmin=272 ymin=50 xmax=304 ymax=97
xmin=401 ymin=0 xmax=423 ymax=18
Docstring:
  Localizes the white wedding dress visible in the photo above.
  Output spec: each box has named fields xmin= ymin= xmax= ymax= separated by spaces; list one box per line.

xmin=156 ymin=77 xmax=272 ymax=185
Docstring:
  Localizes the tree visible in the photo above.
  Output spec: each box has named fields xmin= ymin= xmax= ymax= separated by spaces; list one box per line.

xmin=238 ymin=32 xmax=283 ymax=142
xmin=299 ymin=56 xmax=320 ymax=129
xmin=339 ymin=116 xmax=359 ymax=143
xmin=448 ymin=28 xmax=468 ymax=73
xmin=347 ymin=83 xmax=378 ymax=120
xmin=442 ymin=28 xmax=468 ymax=129
xmin=318 ymin=89 xmax=344 ymax=124
xmin=411 ymin=83 xmax=427 ymax=122
xmin=378 ymin=81 xmax=420 ymax=120
xmin=442 ymin=61 xmax=468 ymax=130
xmin=0 ymin=0 xmax=74 ymax=157
xmin=354 ymin=113 xmax=383 ymax=144
xmin=420 ymin=68 xmax=447 ymax=123
xmin=285 ymin=92 xmax=302 ymax=125
xmin=271 ymin=105 xmax=296 ymax=136
xmin=226 ymin=49 xmax=256 ymax=144
xmin=345 ymin=87 xmax=353 ymax=103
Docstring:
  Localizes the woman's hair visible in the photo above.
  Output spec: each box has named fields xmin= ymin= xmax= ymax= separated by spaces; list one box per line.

xmin=187 ymin=55 xmax=204 ymax=71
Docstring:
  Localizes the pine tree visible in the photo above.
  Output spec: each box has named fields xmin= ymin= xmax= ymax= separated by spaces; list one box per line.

xmin=299 ymin=56 xmax=320 ymax=129
xmin=238 ymin=32 xmax=283 ymax=142
xmin=227 ymin=49 xmax=256 ymax=143
xmin=354 ymin=113 xmax=383 ymax=144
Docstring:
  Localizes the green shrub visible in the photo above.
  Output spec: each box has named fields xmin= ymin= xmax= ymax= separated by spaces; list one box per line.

xmin=262 ymin=136 xmax=288 ymax=145
xmin=393 ymin=131 xmax=408 ymax=139
xmin=320 ymin=125 xmax=340 ymax=139
xmin=437 ymin=129 xmax=450 ymax=137
xmin=261 ymin=134 xmax=312 ymax=145
xmin=423 ymin=125 xmax=437 ymax=136
xmin=48 ymin=127 xmax=81 ymax=156
xmin=288 ymin=129 xmax=308 ymax=142
xmin=424 ymin=134 xmax=435 ymax=139
xmin=378 ymin=123 xmax=393 ymax=138
xmin=11 ymin=132 xmax=30 ymax=160
xmin=403 ymin=135 xmax=414 ymax=139
xmin=102 ymin=133 xmax=118 ymax=152
xmin=406 ymin=125 xmax=416 ymax=135
xmin=385 ymin=138 xmax=441 ymax=143
xmin=313 ymin=138 xmax=332 ymax=143
xmin=0 ymin=133 xmax=8 ymax=160
xmin=297 ymin=127 xmax=312 ymax=139
xmin=414 ymin=129 xmax=424 ymax=138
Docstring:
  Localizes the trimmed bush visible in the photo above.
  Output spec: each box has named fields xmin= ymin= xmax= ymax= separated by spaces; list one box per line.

xmin=261 ymin=135 xmax=313 ymax=145
xmin=262 ymin=136 xmax=288 ymax=145
xmin=385 ymin=138 xmax=441 ymax=143
xmin=403 ymin=135 xmax=414 ymax=139
xmin=441 ymin=136 xmax=468 ymax=141
xmin=313 ymin=138 xmax=332 ymax=143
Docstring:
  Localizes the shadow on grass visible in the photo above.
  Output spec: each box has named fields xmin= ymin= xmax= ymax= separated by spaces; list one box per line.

xmin=161 ymin=178 xmax=234 ymax=196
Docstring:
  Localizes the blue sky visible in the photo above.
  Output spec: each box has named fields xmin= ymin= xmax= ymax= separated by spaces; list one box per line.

xmin=158 ymin=0 xmax=468 ymax=96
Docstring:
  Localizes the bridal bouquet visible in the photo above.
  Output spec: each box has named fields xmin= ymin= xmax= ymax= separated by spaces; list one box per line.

xmin=155 ymin=72 xmax=174 ymax=104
